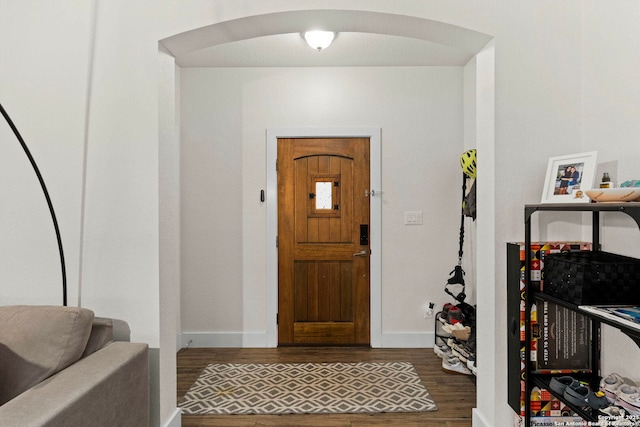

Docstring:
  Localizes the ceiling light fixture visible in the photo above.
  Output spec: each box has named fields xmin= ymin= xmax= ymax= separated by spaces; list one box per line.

xmin=303 ymin=31 xmax=336 ymax=51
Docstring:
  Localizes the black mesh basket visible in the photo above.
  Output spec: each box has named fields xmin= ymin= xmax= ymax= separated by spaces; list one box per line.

xmin=543 ymin=251 xmax=640 ymax=305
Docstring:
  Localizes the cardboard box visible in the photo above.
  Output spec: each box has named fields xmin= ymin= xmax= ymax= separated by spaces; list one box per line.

xmin=531 ymin=297 xmax=592 ymax=372
xmin=529 ymin=386 xmax=582 ymax=426
xmin=507 ymin=242 xmax=592 ymax=416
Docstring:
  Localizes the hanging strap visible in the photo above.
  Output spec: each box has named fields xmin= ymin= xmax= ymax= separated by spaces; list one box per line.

xmin=457 ymin=172 xmax=467 ymax=265
xmin=445 ymin=172 xmax=468 ymax=303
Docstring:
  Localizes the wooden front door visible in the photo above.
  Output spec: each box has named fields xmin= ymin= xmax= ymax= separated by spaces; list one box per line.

xmin=278 ymin=138 xmax=370 ymax=345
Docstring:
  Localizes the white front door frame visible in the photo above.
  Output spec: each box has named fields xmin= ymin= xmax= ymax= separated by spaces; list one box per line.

xmin=266 ymin=127 xmax=382 ymax=347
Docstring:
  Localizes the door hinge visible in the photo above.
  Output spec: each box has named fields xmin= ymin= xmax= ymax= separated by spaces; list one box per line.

xmin=276 ymin=235 xmax=279 ymax=247
xmin=276 ymin=313 xmax=279 ymax=324
xmin=276 ymin=159 xmax=279 ymax=171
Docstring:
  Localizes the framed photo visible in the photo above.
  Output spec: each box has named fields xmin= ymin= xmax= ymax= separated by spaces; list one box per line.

xmin=541 ymin=151 xmax=598 ymax=203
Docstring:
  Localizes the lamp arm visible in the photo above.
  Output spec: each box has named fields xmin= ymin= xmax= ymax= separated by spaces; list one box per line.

xmin=0 ymin=102 xmax=67 ymax=306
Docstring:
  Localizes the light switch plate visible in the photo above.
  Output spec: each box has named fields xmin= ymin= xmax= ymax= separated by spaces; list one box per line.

xmin=404 ymin=211 xmax=423 ymax=225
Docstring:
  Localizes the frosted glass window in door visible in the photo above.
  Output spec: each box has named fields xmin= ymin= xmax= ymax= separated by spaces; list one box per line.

xmin=316 ymin=181 xmax=332 ymax=210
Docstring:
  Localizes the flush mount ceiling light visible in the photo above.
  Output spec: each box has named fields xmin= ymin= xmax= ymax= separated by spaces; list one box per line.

xmin=303 ymin=31 xmax=336 ymax=51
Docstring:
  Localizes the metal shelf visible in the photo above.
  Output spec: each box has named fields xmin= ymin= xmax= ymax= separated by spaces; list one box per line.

xmin=525 ymin=202 xmax=640 ymax=237
xmin=531 ymin=376 xmax=598 ymax=422
xmin=535 ymin=292 xmax=640 ymax=348
xmin=521 ymin=202 xmax=640 ymax=426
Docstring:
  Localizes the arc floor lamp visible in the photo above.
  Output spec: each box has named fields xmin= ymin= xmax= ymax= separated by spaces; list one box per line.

xmin=1 ymin=102 xmax=67 ymax=306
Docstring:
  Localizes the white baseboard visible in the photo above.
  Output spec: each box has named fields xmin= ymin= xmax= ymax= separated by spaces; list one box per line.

xmin=178 ymin=331 xmax=435 ymax=349
xmin=379 ymin=331 xmax=435 ymax=348
xmin=162 ymin=408 xmax=181 ymax=427
xmin=180 ymin=332 xmax=268 ymax=348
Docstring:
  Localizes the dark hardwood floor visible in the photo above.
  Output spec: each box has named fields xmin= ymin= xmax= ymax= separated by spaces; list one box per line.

xmin=177 ymin=347 xmax=476 ymax=427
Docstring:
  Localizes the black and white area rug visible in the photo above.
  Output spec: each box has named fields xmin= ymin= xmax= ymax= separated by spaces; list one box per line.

xmin=179 ymin=361 xmax=438 ymax=415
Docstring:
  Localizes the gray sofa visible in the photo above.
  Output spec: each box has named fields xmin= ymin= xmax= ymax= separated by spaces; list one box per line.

xmin=0 ymin=305 xmax=149 ymax=427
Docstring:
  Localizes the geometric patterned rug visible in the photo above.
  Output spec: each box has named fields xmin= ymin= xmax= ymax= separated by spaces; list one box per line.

xmin=179 ymin=362 xmax=438 ymax=415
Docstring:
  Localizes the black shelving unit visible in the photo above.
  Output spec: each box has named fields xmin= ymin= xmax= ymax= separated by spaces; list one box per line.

xmin=521 ymin=202 xmax=640 ymax=426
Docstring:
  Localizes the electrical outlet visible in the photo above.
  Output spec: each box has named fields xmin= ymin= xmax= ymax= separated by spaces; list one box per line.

xmin=423 ymin=302 xmax=434 ymax=319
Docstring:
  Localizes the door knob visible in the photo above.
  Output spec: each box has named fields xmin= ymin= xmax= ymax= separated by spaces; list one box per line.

xmin=353 ymin=250 xmax=368 ymax=257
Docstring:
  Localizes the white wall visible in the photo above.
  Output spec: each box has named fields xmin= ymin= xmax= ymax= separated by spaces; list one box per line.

xmin=580 ymin=0 xmax=640 ymax=383
xmin=1 ymin=1 xmax=171 ymax=426
xmin=79 ymin=0 xmax=160 ymax=347
xmin=180 ymin=66 xmax=464 ymax=343
xmin=0 ymin=0 xmax=90 ymax=306
xmin=159 ymin=54 xmax=182 ymax=424
xmin=0 ymin=0 xmax=162 ymax=347
xmin=78 ymin=3 xmax=162 ymax=422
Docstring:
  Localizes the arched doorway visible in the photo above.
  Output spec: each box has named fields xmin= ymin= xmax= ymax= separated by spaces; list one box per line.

xmin=159 ymin=9 xmax=495 ymax=424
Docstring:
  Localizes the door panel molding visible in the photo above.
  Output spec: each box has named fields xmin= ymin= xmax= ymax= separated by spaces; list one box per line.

xmin=266 ymin=127 xmax=381 ymax=347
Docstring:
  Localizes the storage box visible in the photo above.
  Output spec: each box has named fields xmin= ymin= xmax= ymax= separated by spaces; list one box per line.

xmin=529 ymin=386 xmax=582 ymax=426
xmin=544 ymin=251 xmax=640 ymax=305
xmin=531 ymin=297 xmax=591 ymax=372
xmin=513 ymin=242 xmax=591 ymax=292
xmin=506 ymin=242 xmax=591 ymax=416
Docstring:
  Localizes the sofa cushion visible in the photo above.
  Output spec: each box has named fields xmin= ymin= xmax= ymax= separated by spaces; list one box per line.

xmin=0 ymin=305 xmax=94 ymax=405
xmin=81 ymin=317 xmax=114 ymax=359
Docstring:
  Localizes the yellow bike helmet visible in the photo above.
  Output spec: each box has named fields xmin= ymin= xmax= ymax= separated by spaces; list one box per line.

xmin=460 ymin=149 xmax=477 ymax=179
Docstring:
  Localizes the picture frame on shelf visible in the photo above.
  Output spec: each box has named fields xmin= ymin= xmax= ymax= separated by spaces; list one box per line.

xmin=541 ymin=151 xmax=597 ymax=204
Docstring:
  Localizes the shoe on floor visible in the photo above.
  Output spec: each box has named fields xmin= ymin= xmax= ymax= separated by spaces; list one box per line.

xmin=452 ymin=325 xmax=472 ymax=341
xmin=442 ymin=322 xmax=467 ymax=334
xmin=438 ymin=303 xmax=453 ymax=324
xmin=466 ymin=356 xmax=477 ymax=375
xmin=549 ymin=376 xmax=576 ymax=395
xmin=564 ymin=381 xmax=609 ymax=409
xmin=616 ymin=384 xmax=640 ymax=416
xmin=437 ymin=322 xmax=452 ymax=338
xmin=433 ymin=343 xmax=451 ymax=359
xmin=451 ymin=347 xmax=468 ymax=363
xmin=601 ymin=373 xmax=637 ymax=404
xmin=442 ymin=354 xmax=472 ymax=375
xmin=450 ymin=341 xmax=473 ymax=362
xmin=447 ymin=306 xmax=464 ymax=324
xmin=589 ymin=390 xmax=611 ymax=410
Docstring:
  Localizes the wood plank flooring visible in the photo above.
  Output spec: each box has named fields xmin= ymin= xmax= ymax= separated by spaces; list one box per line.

xmin=177 ymin=347 xmax=476 ymax=427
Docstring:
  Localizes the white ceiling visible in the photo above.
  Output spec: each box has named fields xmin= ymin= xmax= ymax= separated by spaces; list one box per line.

xmin=174 ymin=32 xmax=475 ymax=68
xmin=162 ymin=10 xmax=492 ymax=69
